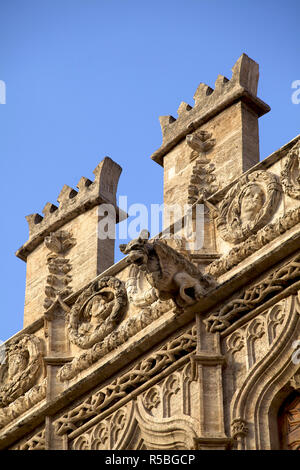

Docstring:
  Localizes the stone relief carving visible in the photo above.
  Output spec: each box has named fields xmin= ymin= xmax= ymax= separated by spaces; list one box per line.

xmin=214 ymin=170 xmax=281 ymax=245
xmin=205 ymin=253 xmax=300 ymax=332
xmin=0 ymin=334 xmax=43 ymax=408
xmin=71 ymin=398 xmax=198 ymax=451
xmin=55 ymin=326 xmax=197 ymax=436
xmin=225 ymin=301 xmax=287 ymax=395
xmin=142 ymin=386 xmax=161 ymax=413
xmin=281 ymin=141 xmax=300 ymax=200
xmin=58 ymin=295 xmax=176 ymax=382
xmin=290 ymin=371 xmax=300 ymax=391
xmin=44 ymin=230 xmax=76 ymax=311
xmin=229 ymin=294 xmax=300 ymax=449
xmin=186 ymin=131 xmax=218 ymax=204
xmin=16 ymin=429 xmax=46 ymax=451
xmin=67 ymin=276 xmax=127 ymax=349
xmin=120 ymin=230 xmax=216 ymax=308
xmin=126 ymin=264 xmax=158 ymax=308
xmin=0 ymin=378 xmax=47 ymax=429
xmin=208 ymin=205 xmax=300 ymax=278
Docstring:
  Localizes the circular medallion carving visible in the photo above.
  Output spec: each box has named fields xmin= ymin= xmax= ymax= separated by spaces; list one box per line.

xmin=67 ymin=276 xmax=127 ymax=349
xmin=0 ymin=334 xmax=43 ymax=408
xmin=216 ymin=170 xmax=281 ymax=244
xmin=281 ymin=142 xmax=300 ymax=200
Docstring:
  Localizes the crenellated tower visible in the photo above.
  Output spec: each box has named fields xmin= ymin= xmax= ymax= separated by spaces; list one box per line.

xmin=16 ymin=157 xmax=123 ymax=328
xmin=151 ymin=53 xmax=270 ymax=267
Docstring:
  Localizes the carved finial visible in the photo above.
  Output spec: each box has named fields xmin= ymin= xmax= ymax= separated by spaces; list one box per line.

xmin=231 ymin=53 xmax=259 ymax=95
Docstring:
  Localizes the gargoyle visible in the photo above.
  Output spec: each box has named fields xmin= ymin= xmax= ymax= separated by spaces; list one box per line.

xmin=120 ymin=230 xmax=216 ymax=307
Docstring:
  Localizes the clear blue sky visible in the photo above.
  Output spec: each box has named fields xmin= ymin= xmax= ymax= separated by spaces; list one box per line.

xmin=0 ymin=0 xmax=299 ymax=341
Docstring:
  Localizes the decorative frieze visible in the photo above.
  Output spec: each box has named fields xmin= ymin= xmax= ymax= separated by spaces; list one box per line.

xmin=206 ymin=255 xmax=300 ymax=333
xmin=55 ymin=326 xmax=197 ymax=436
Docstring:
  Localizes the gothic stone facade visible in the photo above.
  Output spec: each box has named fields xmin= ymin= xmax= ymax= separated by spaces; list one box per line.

xmin=1 ymin=54 xmax=300 ymax=450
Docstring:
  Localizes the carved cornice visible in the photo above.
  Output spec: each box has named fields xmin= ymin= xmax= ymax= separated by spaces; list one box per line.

xmin=205 ymin=253 xmax=300 ymax=333
xmin=54 ymin=326 xmax=197 ymax=436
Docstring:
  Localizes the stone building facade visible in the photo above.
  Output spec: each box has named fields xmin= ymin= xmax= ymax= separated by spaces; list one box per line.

xmin=1 ymin=54 xmax=300 ymax=450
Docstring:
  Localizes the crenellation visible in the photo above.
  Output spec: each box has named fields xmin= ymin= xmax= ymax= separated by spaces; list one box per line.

xmin=152 ymin=53 xmax=269 ymax=167
xmin=2 ymin=55 xmax=300 ymax=451
xmin=16 ymin=156 xmax=123 ymax=262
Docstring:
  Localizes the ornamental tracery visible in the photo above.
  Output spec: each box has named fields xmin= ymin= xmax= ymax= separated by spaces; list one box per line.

xmin=0 ymin=334 xmax=43 ymax=408
xmin=281 ymin=141 xmax=300 ymax=200
xmin=216 ymin=170 xmax=281 ymax=244
xmin=67 ymin=276 xmax=127 ymax=349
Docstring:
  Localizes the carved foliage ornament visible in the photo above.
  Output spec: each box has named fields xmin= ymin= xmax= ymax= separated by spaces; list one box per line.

xmin=216 ymin=170 xmax=281 ymax=244
xmin=0 ymin=334 xmax=43 ymax=408
xmin=67 ymin=276 xmax=127 ymax=349
xmin=281 ymin=141 xmax=300 ymax=200
xmin=205 ymin=253 xmax=300 ymax=332
xmin=44 ymin=230 xmax=76 ymax=311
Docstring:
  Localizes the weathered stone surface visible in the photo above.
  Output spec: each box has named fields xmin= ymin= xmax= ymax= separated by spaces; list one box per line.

xmin=1 ymin=55 xmax=300 ymax=451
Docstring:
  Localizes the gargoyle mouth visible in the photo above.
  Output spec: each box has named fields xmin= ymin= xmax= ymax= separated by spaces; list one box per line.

xmin=126 ymin=250 xmax=148 ymax=266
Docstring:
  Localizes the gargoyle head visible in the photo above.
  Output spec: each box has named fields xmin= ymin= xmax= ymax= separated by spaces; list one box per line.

xmin=119 ymin=230 xmax=151 ymax=267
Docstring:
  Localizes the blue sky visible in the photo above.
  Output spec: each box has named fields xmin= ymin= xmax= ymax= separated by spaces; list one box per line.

xmin=0 ymin=0 xmax=299 ymax=341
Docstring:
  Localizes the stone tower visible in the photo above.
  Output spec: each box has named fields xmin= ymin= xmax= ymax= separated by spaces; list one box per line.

xmin=1 ymin=54 xmax=300 ymax=451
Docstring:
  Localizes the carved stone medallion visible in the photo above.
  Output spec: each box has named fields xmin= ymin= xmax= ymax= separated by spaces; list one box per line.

xmin=281 ymin=142 xmax=300 ymax=200
xmin=67 ymin=276 xmax=127 ymax=349
xmin=0 ymin=334 xmax=43 ymax=408
xmin=216 ymin=170 xmax=281 ymax=244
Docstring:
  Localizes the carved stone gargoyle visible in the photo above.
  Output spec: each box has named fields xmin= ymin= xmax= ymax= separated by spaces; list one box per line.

xmin=120 ymin=230 xmax=216 ymax=307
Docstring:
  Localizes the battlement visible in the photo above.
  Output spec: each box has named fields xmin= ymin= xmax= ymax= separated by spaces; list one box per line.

xmin=16 ymin=157 xmax=123 ymax=261
xmin=151 ymin=53 xmax=270 ymax=166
